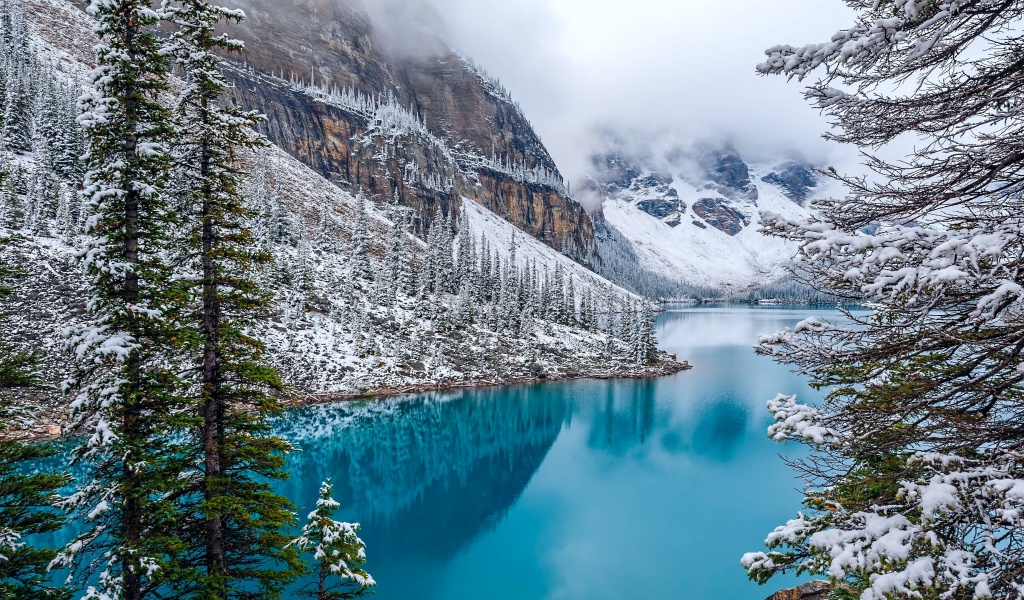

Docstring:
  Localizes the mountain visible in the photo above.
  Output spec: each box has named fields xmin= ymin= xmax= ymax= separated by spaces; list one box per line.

xmin=3 ymin=0 xmax=686 ymax=436
xmin=584 ymin=138 xmax=836 ymax=296
xmin=216 ymin=0 xmax=596 ymax=262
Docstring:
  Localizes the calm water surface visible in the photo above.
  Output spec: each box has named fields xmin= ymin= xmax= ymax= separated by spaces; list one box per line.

xmin=274 ymin=305 xmax=839 ymax=600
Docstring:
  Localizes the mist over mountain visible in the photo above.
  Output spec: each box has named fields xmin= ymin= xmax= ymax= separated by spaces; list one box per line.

xmin=413 ymin=0 xmax=859 ymax=183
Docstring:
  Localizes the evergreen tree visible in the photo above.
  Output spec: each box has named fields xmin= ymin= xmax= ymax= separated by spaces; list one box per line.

xmin=0 ymin=160 xmax=23 ymax=229
xmin=55 ymin=1 xmax=190 ymax=597
xmin=268 ymin=176 xmax=292 ymax=245
xmin=564 ymin=274 xmax=578 ymax=328
xmin=455 ymin=214 xmax=472 ymax=286
xmin=167 ymin=0 xmax=303 ymax=595
xmin=349 ymin=194 xmax=372 ymax=283
xmin=51 ymin=86 xmax=86 ymax=184
xmin=288 ymin=480 xmax=374 ymax=600
xmin=635 ymin=303 xmax=656 ymax=365
xmin=379 ymin=210 xmax=405 ymax=307
xmin=436 ymin=211 xmax=456 ymax=294
xmin=314 ymin=204 xmax=335 ymax=252
xmin=27 ymin=148 xmax=60 ymax=237
xmin=0 ymin=235 xmax=72 ymax=600
xmin=742 ymin=3 xmax=1024 ymax=598
xmin=2 ymin=57 xmax=31 ymax=153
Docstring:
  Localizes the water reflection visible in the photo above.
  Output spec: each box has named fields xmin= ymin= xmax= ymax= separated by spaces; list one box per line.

xmin=278 ymin=386 xmax=568 ymax=560
xmin=586 ymin=378 xmax=657 ymax=455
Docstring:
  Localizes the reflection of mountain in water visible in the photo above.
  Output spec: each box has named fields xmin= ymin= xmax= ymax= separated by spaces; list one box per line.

xmin=275 ymin=386 xmax=567 ymax=560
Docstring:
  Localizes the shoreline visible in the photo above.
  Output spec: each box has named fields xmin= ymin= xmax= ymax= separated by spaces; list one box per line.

xmin=7 ymin=357 xmax=693 ymax=441
xmin=289 ymin=357 xmax=693 ymax=407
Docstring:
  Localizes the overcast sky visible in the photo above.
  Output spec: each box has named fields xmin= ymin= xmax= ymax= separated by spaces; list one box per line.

xmin=417 ymin=0 xmax=858 ymax=180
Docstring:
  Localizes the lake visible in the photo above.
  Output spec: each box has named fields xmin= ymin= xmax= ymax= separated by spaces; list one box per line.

xmin=273 ymin=305 xmax=834 ymax=600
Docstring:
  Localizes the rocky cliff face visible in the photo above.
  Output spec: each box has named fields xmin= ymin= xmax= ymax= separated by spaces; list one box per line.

xmin=218 ymin=0 xmax=594 ymax=259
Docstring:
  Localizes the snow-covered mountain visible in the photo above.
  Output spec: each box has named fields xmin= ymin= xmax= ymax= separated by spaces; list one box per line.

xmin=585 ymin=141 xmax=838 ymax=295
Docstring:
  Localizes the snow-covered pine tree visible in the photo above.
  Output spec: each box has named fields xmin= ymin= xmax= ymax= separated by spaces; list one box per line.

xmin=288 ymin=480 xmax=374 ymax=600
xmin=1 ymin=53 xmax=31 ymax=153
xmin=54 ymin=183 xmax=74 ymax=240
xmin=349 ymin=194 xmax=372 ymax=283
xmin=50 ymin=86 xmax=86 ymax=184
xmin=455 ymin=213 xmax=472 ymax=286
xmin=27 ymin=147 xmax=60 ymax=237
xmin=742 ymin=3 xmax=1024 ymax=598
xmin=379 ymin=209 xmax=406 ymax=307
xmin=315 ymin=204 xmax=336 ymax=251
xmin=482 ymin=236 xmax=496 ymax=301
xmin=635 ymin=303 xmax=656 ymax=365
xmin=166 ymin=0 xmax=303 ymax=595
xmin=437 ymin=211 xmax=456 ymax=294
xmin=619 ymin=300 xmax=635 ymax=348
xmin=249 ymin=148 xmax=274 ymax=246
xmin=564 ymin=274 xmax=578 ymax=328
xmin=0 ymin=252 xmax=72 ymax=600
xmin=0 ymin=161 xmax=24 ymax=229
xmin=56 ymin=0 xmax=190 ymax=597
xmin=551 ymin=264 xmax=565 ymax=324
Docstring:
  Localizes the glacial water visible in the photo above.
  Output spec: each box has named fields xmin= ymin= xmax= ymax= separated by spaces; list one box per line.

xmin=273 ymin=305 xmax=838 ymax=600
xmin=32 ymin=305 xmax=840 ymax=599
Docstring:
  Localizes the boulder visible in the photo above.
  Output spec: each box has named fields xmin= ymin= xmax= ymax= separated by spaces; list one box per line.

xmin=765 ymin=581 xmax=832 ymax=600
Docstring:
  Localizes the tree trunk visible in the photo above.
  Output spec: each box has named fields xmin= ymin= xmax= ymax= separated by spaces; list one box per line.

xmin=198 ymin=98 xmax=228 ymax=595
xmin=121 ymin=10 xmax=143 ymax=599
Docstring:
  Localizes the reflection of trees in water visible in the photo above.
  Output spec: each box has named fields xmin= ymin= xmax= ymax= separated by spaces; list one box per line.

xmin=274 ymin=386 xmax=567 ymax=559
xmin=586 ymin=379 xmax=657 ymax=456
xmin=580 ymin=379 xmax=752 ymax=461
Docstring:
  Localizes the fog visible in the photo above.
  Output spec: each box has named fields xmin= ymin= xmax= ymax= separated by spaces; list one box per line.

xmin=404 ymin=0 xmax=860 ymax=180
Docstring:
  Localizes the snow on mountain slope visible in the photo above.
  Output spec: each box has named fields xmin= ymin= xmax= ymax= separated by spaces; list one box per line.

xmin=462 ymin=198 xmax=636 ymax=299
xmin=601 ymin=170 xmax=814 ymax=290
xmin=588 ymin=144 xmax=841 ymax=293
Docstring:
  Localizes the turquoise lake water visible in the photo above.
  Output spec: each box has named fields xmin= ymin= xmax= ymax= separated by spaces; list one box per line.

xmin=33 ymin=305 xmax=838 ymax=598
xmin=272 ymin=305 xmax=835 ymax=600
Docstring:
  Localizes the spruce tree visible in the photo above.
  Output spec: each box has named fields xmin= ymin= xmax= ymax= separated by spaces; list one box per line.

xmin=166 ymin=0 xmax=303 ymax=596
xmin=55 ymin=0 xmax=190 ymax=597
xmin=1 ymin=57 xmax=31 ymax=153
xmin=349 ymin=195 xmax=372 ymax=283
xmin=0 ymin=159 xmax=23 ymax=229
xmin=636 ymin=303 xmax=656 ymax=365
xmin=0 ymin=238 xmax=72 ymax=600
xmin=289 ymin=480 xmax=374 ymax=600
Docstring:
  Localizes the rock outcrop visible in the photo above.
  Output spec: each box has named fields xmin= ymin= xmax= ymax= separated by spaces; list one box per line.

xmin=765 ymin=581 xmax=832 ymax=600
xmin=586 ymin=153 xmax=686 ymax=228
xmin=698 ymin=148 xmax=759 ymax=202
xmin=762 ymin=161 xmax=819 ymax=205
xmin=691 ymin=198 xmax=749 ymax=236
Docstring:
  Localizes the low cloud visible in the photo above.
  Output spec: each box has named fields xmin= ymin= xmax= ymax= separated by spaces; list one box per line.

xmin=414 ymin=0 xmax=861 ymax=181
